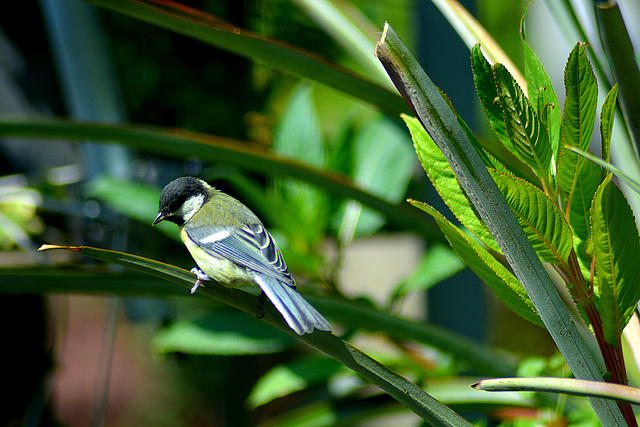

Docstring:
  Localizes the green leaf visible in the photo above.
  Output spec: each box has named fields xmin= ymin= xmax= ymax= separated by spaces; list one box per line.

xmin=409 ymin=200 xmax=542 ymax=327
xmin=490 ymin=170 xmax=572 ymax=264
xmin=84 ymin=0 xmax=408 ymax=117
xmin=494 ymin=63 xmax=552 ymax=184
xmin=376 ymin=23 xmax=625 ymax=423
xmin=152 ymin=311 xmax=295 ymax=355
xmin=0 ymin=118 xmax=444 ymax=242
xmin=473 ymin=377 xmax=640 ymax=405
xmin=272 ymin=84 xmax=328 ymax=247
xmin=393 ymin=243 xmax=466 ymax=297
xmin=248 ymin=358 xmax=343 ymax=408
xmin=591 ymin=175 xmax=640 ymax=347
xmin=600 ymin=85 xmax=618 ymax=165
xmin=520 ymin=6 xmax=561 ymax=158
xmin=403 ymin=114 xmax=500 ymax=252
xmin=337 ymin=116 xmax=415 ymax=243
xmin=561 ymin=43 xmax=598 ymax=151
xmin=83 ymin=174 xmax=178 ymax=240
xmin=38 ymin=244 xmax=473 ymax=426
xmin=557 ymin=146 xmax=602 ymax=242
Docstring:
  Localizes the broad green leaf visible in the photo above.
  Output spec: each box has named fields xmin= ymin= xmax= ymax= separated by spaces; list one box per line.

xmin=490 ymin=170 xmax=572 ymax=264
xmin=409 ymin=200 xmax=542 ymax=327
xmin=561 ymin=43 xmax=598 ymax=151
xmin=591 ymin=175 xmax=640 ymax=347
xmin=393 ymin=243 xmax=466 ymax=297
xmin=403 ymin=115 xmax=500 ymax=252
xmin=152 ymin=311 xmax=295 ymax=355
xmin=557 ymin=146 xmax=602 ymax=242
xmin=600 ymin=85 xmax=618 ymax=165
xmin=471 ymin=44 xmax=511 ymax=152
xmin=494 ymin=63 xmax=552 ymax=185
xmin=337 ymin=116 xmax=415 ymax=243
xmin=248 ymin=358 xmax=343 ymax=408
xmin=520 ymin=6 xmax=561 ymax=158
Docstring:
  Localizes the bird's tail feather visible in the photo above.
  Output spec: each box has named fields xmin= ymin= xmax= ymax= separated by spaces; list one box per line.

xmin=253 ymin=274 xmax=331 ymax=335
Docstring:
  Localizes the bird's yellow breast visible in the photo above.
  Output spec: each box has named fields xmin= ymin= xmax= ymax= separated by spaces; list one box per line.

xmin=180 ymin=227 xmax=255 ymax=288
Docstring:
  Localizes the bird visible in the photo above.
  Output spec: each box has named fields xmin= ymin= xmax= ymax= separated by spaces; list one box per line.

xmin=153 ymin=176 xmax=331 ymax=335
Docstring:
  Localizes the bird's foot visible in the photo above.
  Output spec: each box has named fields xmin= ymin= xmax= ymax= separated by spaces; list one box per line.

xmin=190 ymin=268 xmax=211 ymax=294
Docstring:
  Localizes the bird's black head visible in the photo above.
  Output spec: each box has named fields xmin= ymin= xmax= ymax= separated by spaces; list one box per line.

xmin=153 ymin=176 xmax=211 ymax=226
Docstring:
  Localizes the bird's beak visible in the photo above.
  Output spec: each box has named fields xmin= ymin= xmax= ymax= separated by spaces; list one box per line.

xmin=153 ymin=212 xmax=166 ymax=226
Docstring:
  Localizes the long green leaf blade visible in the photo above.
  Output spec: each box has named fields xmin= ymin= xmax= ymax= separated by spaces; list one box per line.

xmin=83 ymin=0 xmax=408 ymax=117
xmin=375 ymin=22 xmax=625 ymax=424
xmin=591 ymin=175 xmax=640 ymax=347
xmin=596 ymin=1 xmax=640 ymax=158
xmin=473 ymin=377 xmax=640 ymax=405
xmin=0 ymin=118 xmax=443 ymax=242
xmin=37 ymin=244 xmax=472 ymax=426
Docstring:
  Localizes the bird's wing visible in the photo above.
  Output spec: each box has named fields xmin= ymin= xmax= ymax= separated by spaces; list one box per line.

xmin=185 ymin=222 xmax=295 ymax=286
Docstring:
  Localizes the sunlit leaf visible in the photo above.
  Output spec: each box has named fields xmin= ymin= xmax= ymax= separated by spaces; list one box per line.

xmin=152 ymin=311 xmax=295 ymax=355
xmin=403 ymin=115 xmax=500 ymax=252
xmin=591 ymin=175 xmax=640 ymax=347
xmin=490 ymin=170 xmax=572 ymax=264
xmin=409 ymin=200 xmax=542 ymax=327
xmin=248 ymin=358 xmax=342 ymax=408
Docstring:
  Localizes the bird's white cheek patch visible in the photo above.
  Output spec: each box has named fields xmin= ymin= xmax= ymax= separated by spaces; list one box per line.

xmin=200 ymin=230 xmax=231 ymax=244
xmin=177 ymin=194 xmax=205 ymax=222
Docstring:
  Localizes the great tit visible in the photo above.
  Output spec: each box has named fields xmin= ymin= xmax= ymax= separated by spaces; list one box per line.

xmin=153 ymin=176 xmax=331 ymax=335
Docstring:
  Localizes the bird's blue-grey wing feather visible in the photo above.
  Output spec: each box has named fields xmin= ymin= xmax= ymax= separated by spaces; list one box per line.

xmin=185 ymin=222 xmax=294 ymax=286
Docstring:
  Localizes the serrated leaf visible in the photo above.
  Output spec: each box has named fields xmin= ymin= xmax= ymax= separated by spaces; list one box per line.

xmin=591 ymin=175 xmax=640 ymax=347
xmin=561 ymin=43 xmax=598 ymax=151
xmin=409 ymin=200 xmax=542 ymax=327
xmin=490 ymin=170 xmax=572 ymax=264
xmin=520 ymin=6 xmax=561 ymax=158
xmin=557 ymin=146 xmax=603 ymax=242
xmin=152 ymin=311 xmax=295 ymax=355
xmin=403 ymin=115 xmax=500 ymax=252
xmin=494 ymin=63 xmax=552 ymax=184
xmin=471 ymin=44 xmax=512 ymax=151
xmin=600 ymin=85 xmax=618 ymax=165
